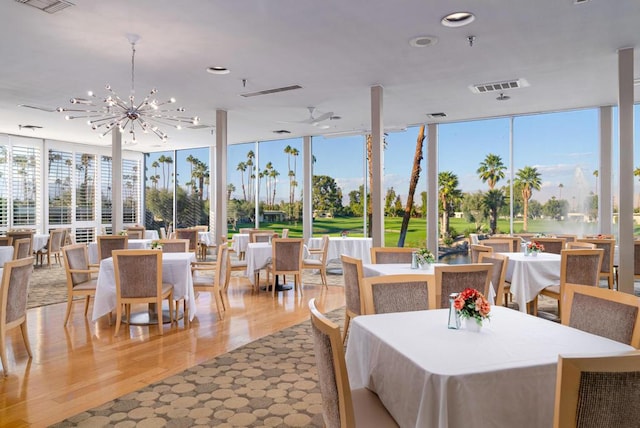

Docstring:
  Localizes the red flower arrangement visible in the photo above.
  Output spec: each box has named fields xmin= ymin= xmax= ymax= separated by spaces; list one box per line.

xmin=526 ymin=241 xmax=544 ymax=252
xmin=454 ymin=288 xmax=491 ymax=324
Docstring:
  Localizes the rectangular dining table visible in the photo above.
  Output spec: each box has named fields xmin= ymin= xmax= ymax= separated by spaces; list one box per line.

xmin=498 ymin=252 xmax=561 ymax=312
xmin=92 ymin=251 xmax=197 ymax=322
xmin=345 ymin=306 xmax=633 ymax=428
xmin=0 ymin=246 xmax=14 ymax=267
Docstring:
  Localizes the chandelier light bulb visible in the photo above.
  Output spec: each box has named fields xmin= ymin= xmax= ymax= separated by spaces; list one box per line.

xmin=87 ymin=91 xmax=94 ymax=97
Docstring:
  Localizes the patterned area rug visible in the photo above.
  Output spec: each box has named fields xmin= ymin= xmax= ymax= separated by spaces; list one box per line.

xmin=50 ymin=310 xmax=345 ymax=428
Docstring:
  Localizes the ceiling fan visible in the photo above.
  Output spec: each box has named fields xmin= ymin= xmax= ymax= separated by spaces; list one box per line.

xmin=283 ymin=107 xmax=335 ymax=127
xmin=18 ymin=104 xmax=58 ymax=113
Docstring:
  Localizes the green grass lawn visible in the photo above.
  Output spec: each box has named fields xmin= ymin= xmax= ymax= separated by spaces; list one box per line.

xmin=230 ymin=216 xmax=618 ymax=247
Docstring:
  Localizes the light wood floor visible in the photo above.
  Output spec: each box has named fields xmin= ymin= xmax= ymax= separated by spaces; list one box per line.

xmin=0 ymin=275 xmax=345 ymax=427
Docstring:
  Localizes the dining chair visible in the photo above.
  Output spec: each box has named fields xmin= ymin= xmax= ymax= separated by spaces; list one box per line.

xmin=193 ymin=225 xmax=208 ymax=233
xmin=496 ymin=236 xmax=523 ymax=252
xmin=433 ymin=264 xmax=492 ymax=309
xmin=159 ymin=226 xmax=167 ymax=239
xmin=576 ymin=238 xmax=615 ymax=289
xmin=566 ymin=241 xmax=596 ymax=250
xmin=267 ymin=238 xmax=304 ymax=297
xmin=93 ymin=235 xmax=128 ymax=268
xmin=239 ymin=228 xmax=256 ymax=235
xmin=281 ymin=228 xmax=289 ymax=238
xmin=0 ymin=237 xmax=12 ymax=247
xmin=12 ymin=238 xmax=32 ymax=260
xmin=554 ymin=352 xmax=640 ymax=428
xmin=531 ymin=237 xmax=566 ymax=255
xmin=62 ymin=243 xmax=99 ymax=325
xmin=470 ymin=244 xmax=493 ymax=263
xmin=513 ymin=233 xmax=535 ymax=242
xmin=158 ymin=239 xmax=190 ymax=253
xmin=553 ymin=234 xmax=577 ymax=245
xmin=35 ymin=228 xmax=65 ymax=267
xmin=533 ymin=249 xmax=603 ymax=318
xmin=0 ymin=257 xmax=34 ymax=376
xmin=250 ymin=230 xmax=278 ymax=243
xmin=341 ymin=255 xmax=364 ymax=344
xmin=6 ymin=230 xmax=33 ymax=257
xmin=308 ymin=299 xmax=399 ymax=428
xmin=477 ymin=252 xmax=509 ymax=306
xmin=303 ymin=235 xmax=329 ymax=287
xmin=125 ymin=225 xmax=145 ymax=239
xmin=191 ymin=245 xmax=228 ymax=320
xmin=562 ymin=283 xmax=640 ymax=347
xmin=174 ymin=228 xmax=199 ymax=255
xmin=370 ymin=247 xmax=417 ymax=264
xmin=360 ymin=274 xmax=435 ymax=315
xmin=477 ymin=239 xmax=512 ymax=253
xmin=112 ymin=249 xmax=174 ymax=336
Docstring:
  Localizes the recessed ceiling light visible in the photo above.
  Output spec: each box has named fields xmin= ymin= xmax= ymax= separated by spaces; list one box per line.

xmin=496 ymin=93 xmax=511 ymax=101
xmin=409 ymin=36 xmax=438 ymax=48
xmin=441 ymin=12 xmax=475 ymax=28
xmin=206 ymin=66 xmax=230 ymax=75
xmin=273 ymin=130 xmax=291 ymax=134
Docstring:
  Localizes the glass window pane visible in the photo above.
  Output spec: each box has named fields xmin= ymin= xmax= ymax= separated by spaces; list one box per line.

xmin=48 ymin=149 xmax=73 ymax=225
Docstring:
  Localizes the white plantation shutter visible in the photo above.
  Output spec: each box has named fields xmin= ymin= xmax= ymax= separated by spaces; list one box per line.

xmin=12 ymin=145 xmax=40 ymax=228
xmin=75 ymin=153 xmax=96 ymax=222
xmin=101 ymin=155 xmax=112 ymax=233
xmin=122 ymin=158 xmax=140 ymax=225
xmin=48 ymin=149 xmax=73 ymax=226
xmin=0 ymin=146 xmax=8 ymax=233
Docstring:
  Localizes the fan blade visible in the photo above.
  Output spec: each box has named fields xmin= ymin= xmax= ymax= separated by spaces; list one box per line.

xmin=18 ymin=104 xmax=57 ymax=113
xmin=311 ymin=111 xmax=333 ymax=125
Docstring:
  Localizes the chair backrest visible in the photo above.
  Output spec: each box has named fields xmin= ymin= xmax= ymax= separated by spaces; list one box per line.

xmin=113 ymin=250 xmax=162 ymax=299
xmin=216 ymin=245 xmax=229 ymax=290
xmin=361 ymin=274 xmax=435 ymax=315
xmin=554 ymin=352 xmax=640 ymax=428
xmin=314 ymin=235 xmax=331 ymax=264
xmin=0 ymin=236 xmax=12 ymax=246
xmin=434 ymin=264 xmax=492 ymax=308
xmin=7 ymin=230 xmax=33 ymax=255
xmin=635 ymin=241 xmax=640 ymax=277
xmin=478 ymin=239 xmax=512 ymax=253
xmin=513 ymin=233 xmax=535 ymax=242
xmin=158 ymin=239 xmax=190 ymax=253
xmin=48 ymin=229 xmax=65 ymax=252
xmin=493 ymin=236 xmax=522 ymax=252
xmin=125 ymin=225 xmax=145 ymax=239
xmin=341 ymin=255 xmax=364 ymax=317
xmin=250 ymin=231 xmax=278 ymax=243
xmin=239 ymin=228 xmax=256 ymax=234
xmin=62 ymin=243 xmax=92 ymax=287
xmin=532 ymin=237 xmax=566 ymax=255
xmin=281 ymin=228 xmax=290 ymax=238
xmin=554 ymin=234 xmax=577 ymax=244
xmin=567 ymin=241 xmax=596 ymax=250
xmin=159 ymin=227 xmax=167 ymax=239
xmin=576 ymin=238 xmax=615 ymax=274
xmin=470 ymin=244 xmax=493 ymax=263
xmin=562 ymin=283 xmax=640 ymax=347
xmin=193 ymin=225 xmax=208 ymax=233
xmin=561 ymin=249 xmax=604 ymax=288
xmin=13 ymin=238 xmax=31 ymax=260
xmin=308 ymin=298 xmax=355 ymax=428
xmin=477 ymin=252 xmax=508 ymax=306
xmin=0 ymin=256 xmax=34 ymax=326
xmin=271 ymin=238 xmax=304 ymax=273
xmin=370 ymin=247 xmax=417 ymax=264
xmin=97 ymin=235 xmax=128 ymax=261
xmin=175 ymin=228 xmax=198 ymax=252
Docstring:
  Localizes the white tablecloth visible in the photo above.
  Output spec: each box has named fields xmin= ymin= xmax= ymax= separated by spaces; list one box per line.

xmin=499 ymin=252 xmax=561 ymax=312
xmin=198 ymin=231 xmax=216 ymax=246
xmin=144 ymin=230 xmax=160 ymax=240
xmin=346 ymin=306 xmax=633 ymax=428
xmin=92 ymin=252 xmax=196 ymax=321
xmin=231 ymin=234 xmax=250 ymax=254
xmin=245 ymin=243 xmax=273 ymax=285
xmin=88 ymin=239 xmax=153 ymax=264
xmin=0 ymin=247 xmax=14 ymax=267
xmin=307 ymin=237 xmax=372 ymax=265
xmin=32 ymin=233 xmax=50 ymax=252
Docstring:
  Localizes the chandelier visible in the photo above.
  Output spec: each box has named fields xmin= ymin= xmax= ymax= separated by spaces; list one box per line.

xmin=58 ymin=34 xmax=199 ymax=144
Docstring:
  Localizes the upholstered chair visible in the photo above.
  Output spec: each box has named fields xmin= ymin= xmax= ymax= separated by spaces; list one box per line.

xmin=191 ymin=245 xmax=229 ymax=320
xmin=62 ymin=243 xmax=98 ymax=325
xmin=361 ymin=274 xmax=435 ymax=315
xmin=370 ymin=247 xmax=417 ymax=264
xmin=477 ymin=252 xmax=508 ymax=306
xmin=470 ymin=244 xmax=493 ymax=263
xmin=158 ymin=239 xmax=190 ymax=253
xmin=341 ymin=255 xmax=364 ymax=344
xmin=267 ymin=238 xmax=304 ymax=297
xmin=434 ymin=264 xmax=492 ymax=308
xmin=303 ymin=235 xmax=329 ymax=287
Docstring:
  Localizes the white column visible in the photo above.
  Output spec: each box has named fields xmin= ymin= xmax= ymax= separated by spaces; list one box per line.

xmin=370 ymin=85 xmax=384 ymax=247
xmin=427 ymin=123 xmax=438 ymax=256
xmin=254 ymin=142 xmax=260 ymax=228
xmin=599 ymin=106 xmax=613 ymax=234
xmin=215 ymin=109 xmax=228 ymax=244
xmin=112 ymin=127 xmax=122 ymax=234
xmin=617 ymin=47 xmax=634 ymax=294
xmin=509 ymin=117 xmax=514 ymax=234
xmin=302 ymin=136 xmax=313 ymax=241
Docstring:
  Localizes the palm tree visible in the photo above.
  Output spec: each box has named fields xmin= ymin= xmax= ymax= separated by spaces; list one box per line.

xmin=483 ymin=189 xmax=505 ymax=234
xmin=477 ymin=153 xmax=507 ymax=190
xmin=593 ymin=169 xmax=598 ymax=196
xmin=515 ymin=166 xmax=542 ymax=231
xmin=438 ymin=171 xmax=462 ymax=238
xmin=227 ymin=183 xmax=236 ymax=201
xmin=237 ymin=161 xmax=247 ymax=201
xmin=558 ymin=183 xmax=564 ymax=199
xmin=398 ymin=125 xmax=425 ymax=247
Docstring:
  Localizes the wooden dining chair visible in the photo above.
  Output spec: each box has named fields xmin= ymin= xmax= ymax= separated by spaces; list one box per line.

xmin=35 ymin=228 xmax=65 ymax=267
xmin=554 ymin=352 xmax=640 ymax=428
xmin=433 ymin=264 xmax=492 ymax=308
xmin=360 ymin=274 xmax=435 ymax=315
xmin=158 ymin=239 xmax=190 ymax=253
xmin=308 ymin=298 xmax=399 ymax=428
xmin=303 ymin=234 xmax=329 ymax=287
xmin=174 ymin=228 xmax=199 ymax=254
xmin=0 ymin=237 xmax=12 ymax=247
xmin=0 ymin=257 xmax=34 ymax=376
xmin=533 ymin=249 xmax=603 ymax=318
xmin=562 ymin=283 xmax=640 ymax=347
xmin=93 ymin=235 xmax=128 ymax=268
xmin=191 ymin=245 xmax=228 ymax=320
xmin=62 ymin=243 xmax=99 ymax=325
xmin=370 ymin=247 xmax=417 ymax=264
xmin=267 ymin=238 xmax=304 ymax=297
xmin=553 ymin=234 xmax=577 ymax=245
xmin=566 ymin=241 xmax=596 ymax=250
xmin=125 ymin=225 xmax=145 ymax=239
xmin=478 ymin=239 xmax=512 ymax=253
xmin=531 ymin=237 xmax=566 ymax=255
xmin=6 ymin=230 xmax=33 ymax=257
xmin=112 ymin=250 xmax=174 ymax=336
xmin=470 ymin=244 xmax=493 ymax=263
xmin=250 ymin=230 xmax=278 ymax=243
xmin=576 ymin=238 xmax=615 ymax=289
xmin=341 ymin=255 xmax=364 ymax=344
xmin=12 ymin=238 xmax=32 ymax=260
xmin=477 ymin=252 xmax=508 ymax=306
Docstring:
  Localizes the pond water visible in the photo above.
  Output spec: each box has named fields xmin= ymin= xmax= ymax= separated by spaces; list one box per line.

xmin=439 ymin=252 xmax=471 ymax=264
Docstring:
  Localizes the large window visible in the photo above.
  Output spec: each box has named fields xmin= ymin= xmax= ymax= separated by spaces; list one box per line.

xmin=123 ymin=158 xmax=140 ymax=224
xmin=75 ymin=153 xmax=96 ymax=222
xmin=101 ymin=155 xmax=112 ymax=229
xmin=48 ymin=149 xmax=73 ymax=225
xmin=12 ymin=144 xmax=40 ymax=227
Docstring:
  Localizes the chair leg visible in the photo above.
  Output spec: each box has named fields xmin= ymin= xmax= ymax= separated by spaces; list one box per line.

xmin=19 ymin=322 xmax=32 ymax=358
xmin=84 ymin=296 xmax=91 ymax=316
xmin=320 ymin=267 xmax=327 ymax=287
xmin=214 ymin=291 xmax=224 ymax=320
xmin=64 ymin=298 xmax=73 ymax=325
xmin=157 ymin=298 xmax=164 ymax=335
xmin=0 ymin=326 xmax=8 ymax=376
xmin=342 ymin=313 xmax=352 ymax=345
xmin=114 ymin=305 xmax=123 ymax=336
xmin=297 ymin=274 xmax=303 ymax=296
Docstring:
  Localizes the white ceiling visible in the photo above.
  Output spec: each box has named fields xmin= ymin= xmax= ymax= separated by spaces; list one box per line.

xmin=1 ymin=0 xmax=639 ymax=153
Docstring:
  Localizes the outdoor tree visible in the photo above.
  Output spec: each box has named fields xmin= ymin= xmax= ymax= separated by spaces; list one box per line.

xmin=398 ymin=125 xmax=425 ymax=247
xmin=236 ymin=161 xmax=247 ymax=201
xmin=483 ymin=189 xmax=505 ymax=234
xmin=393 ymin=195 xmax=403 ymax=216
xmin=462 ymin=191 xmax=487 ymax=231
xmin=227 ymin=183 xmax=236 ymax=201
xmin=438 ymin=171 xmax=462 ymax=238
xmin=348 ymin=185 xmax=364 ymax=217
xmin=528 ymin=199 xmax=543 ymax=219
xmin=477 ymin=153 xmax=506 ymax=190
xmin=515 ymin=166 xmax=542 ymax=231
xmin=543 ymin=196 xmax=568 ymax=220
xmin=312 ymin=175 xmax=343 ymax=214
xmin=385 ymin=187 xmax=397 ymax=217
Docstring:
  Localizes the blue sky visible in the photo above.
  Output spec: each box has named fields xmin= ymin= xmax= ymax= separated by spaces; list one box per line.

xmin=148 ymin=105 xmax=640 ymax=209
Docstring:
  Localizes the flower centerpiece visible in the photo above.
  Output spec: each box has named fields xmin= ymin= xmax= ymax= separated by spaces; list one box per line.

xmin=118 ymin=230 xmax=128 ymax=236
xmin=526 ymin=241 xmax=544 ymax=256
xmin=340 ymin=230 xmax=349 ymax=238
xmin=454 ymin=288 xmax=491 ymax=329
xmin=150 ymin=240 xmax=163 ymax=250
xmin=415 ymin=248 xmax=435 ymax=268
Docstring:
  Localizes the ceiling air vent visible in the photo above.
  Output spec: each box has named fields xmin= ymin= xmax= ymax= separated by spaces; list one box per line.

xmin=273 ymin=130 xmax=291 ymax=134
xmin=426 ymin=112 xmax=447 ymax=119
xmin=15 ymin=0 xmax=74 ymax=14
xmin=240 ymin=85 xmax=302 ymax=98
xmin=470 ymin=78 xmax=529 ymax=94
xmin=187 ymin=124 xmax=214 ymax=130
